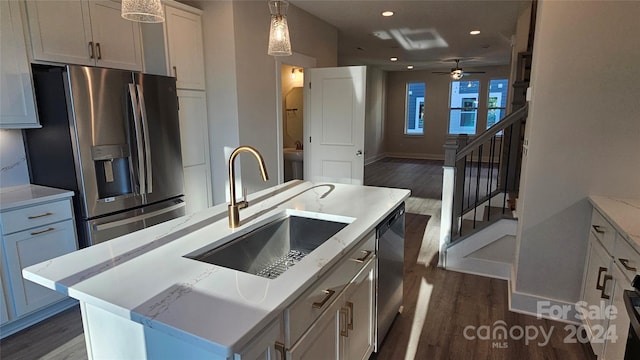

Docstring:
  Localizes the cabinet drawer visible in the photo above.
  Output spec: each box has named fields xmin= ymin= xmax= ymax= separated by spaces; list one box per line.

xmin=285 ymin=231 xmax=375 ymax=347
xmin=590 ymin=209 xmax=616 ymax=255
xmin=614 ymin=235 xmax=640 ymax=283
xmin=1 ymin=199 xmax=73 ymax=235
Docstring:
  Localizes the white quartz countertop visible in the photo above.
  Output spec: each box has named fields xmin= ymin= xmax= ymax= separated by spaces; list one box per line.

xmin=23 ymin=181 xmax=410 ymax=356
xmin=589 ymin=196 xmax=640 ymax=251
xmin=0 ymin=184 xmax=74 ymax=211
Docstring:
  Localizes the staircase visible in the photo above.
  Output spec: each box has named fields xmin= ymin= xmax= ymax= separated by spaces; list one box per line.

xmin=439 ymin=105 xmax=527 ymax=278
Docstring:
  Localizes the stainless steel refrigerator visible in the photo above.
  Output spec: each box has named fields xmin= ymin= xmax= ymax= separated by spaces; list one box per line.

xmin=25 ymin=65 xmax=185 ymax=248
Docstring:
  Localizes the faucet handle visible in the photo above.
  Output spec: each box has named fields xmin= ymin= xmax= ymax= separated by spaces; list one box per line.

xmin=239 ymin=187 xmax=249 ymax=209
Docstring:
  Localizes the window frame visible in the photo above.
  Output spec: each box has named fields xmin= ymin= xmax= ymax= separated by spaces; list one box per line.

xmin=448 ymin=80 xmax=480 ymax=135
xmin=404 ymin=82 xmax=425 ymax=136
xmin=486 ymin=78 xmax=509 ymax=130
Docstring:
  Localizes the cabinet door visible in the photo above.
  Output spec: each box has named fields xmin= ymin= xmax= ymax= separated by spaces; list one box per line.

xmin=165 ymin=6 xmax=205 ymax=90
xmin=0 ymin=243 xmax=10 ymax=325
xmin=88 ymin=0 xmax=143 ymax=71
xmin=342 ymin=260 xmax=375 ymax=360
xmin=178 ymin=90 xmax=211 ymax=213
xmin=289 ymin=296 xmax=341 ymax=360
xmin=236 ymin=317 xmax=284 ymax=360
xmin=603 ymin=265 xmax=631 ymax=360
xmin=3 ymin=219 xmax=77 ymax=316
xmin=0 ymin=0 xmax=39 ymax=128
xmin=26 ymin=0 xmax=94 ymax=66
xmin=582 ymin=235 xmax=613 ymax=357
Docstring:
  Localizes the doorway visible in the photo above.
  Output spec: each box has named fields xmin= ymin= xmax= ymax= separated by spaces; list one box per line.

xmin=275 ymin=52 xmax=316 ymax=184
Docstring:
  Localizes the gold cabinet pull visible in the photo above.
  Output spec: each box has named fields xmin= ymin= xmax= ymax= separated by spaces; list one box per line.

xmin=312 ymin=289 xmax=335 ymax=309
xmin=600 ymin=275 xmax=613 ymax=300
xmin=346 ymin=301 xmax=354 ymax=330
xmin=88 ymin=41 xmax=94 ymax=58
xmin=596 ymin=267 xmax=607 ymax=290
xmin=96 ymin=42 xmax=102 ymax=59
xmin=351 ymin=250 xmax=372 ymax=263
xmin=31 ymin=227 xmax=55 ymax=236
xmin=173 ymin=66 xmax=178 ymax=80
xmin=274 ymin=341 xmax=285 ymax=359
xmin=339 ymin=307 xmax=349 ymax=337
xmin=592 ymin=225 xmax=605 ymax=234
xmin=620 ymin=258 xmax=637 ymax=272
xmin=28 ymin=212 xmax=53 ymax=219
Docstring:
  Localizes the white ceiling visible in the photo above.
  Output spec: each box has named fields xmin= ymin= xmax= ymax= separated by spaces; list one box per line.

xmin=288 ymin=0 xmax=531 ymax=71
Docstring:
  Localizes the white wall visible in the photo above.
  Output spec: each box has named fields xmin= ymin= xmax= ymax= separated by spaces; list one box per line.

xmin=194 ymin=0 xmax=337 ymax=204
xmin=385 ymin=65 xmax=510 ymax=160
xmin=364 ymin=67 xmax=386 ymax=165
xmin=514 ymin=0 xmax=640 ymax=303
xmin=0 ymin=130 xmax=30 ymax=187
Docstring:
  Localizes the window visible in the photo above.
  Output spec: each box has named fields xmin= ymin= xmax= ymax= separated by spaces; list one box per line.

xmin=449 ymin=80 xmax=479 ymax=135
xmin=487 ymin=79 xmax=509 ymax=129
xmin=405 ymin=82 xmax=425 ymax=135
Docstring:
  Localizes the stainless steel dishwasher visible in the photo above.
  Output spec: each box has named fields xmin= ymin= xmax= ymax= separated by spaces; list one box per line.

xmin=375 ymin=202 xmax=405 ymax=351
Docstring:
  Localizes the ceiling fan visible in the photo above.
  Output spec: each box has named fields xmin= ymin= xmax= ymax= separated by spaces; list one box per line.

xmin=433 ymin=59 xmax=486 ymax=80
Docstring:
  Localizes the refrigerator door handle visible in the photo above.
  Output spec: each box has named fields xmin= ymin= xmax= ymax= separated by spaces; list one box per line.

xmin=137 ymin=84 xmax=153 ymax=194
xmin=93 ymin=201 xmax=185 ymax=231
xmin=129 ymin=83 xmax=146 ymax=195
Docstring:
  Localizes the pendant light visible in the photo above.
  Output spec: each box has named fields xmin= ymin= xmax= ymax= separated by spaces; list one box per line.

xmin=122 ymin=0 xmax=165 ymax=23
xmin=268 ymin=0 xmax=292 ymax=56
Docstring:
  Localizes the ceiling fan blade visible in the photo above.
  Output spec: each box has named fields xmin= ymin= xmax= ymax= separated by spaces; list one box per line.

xmin=432 ymin=72 xmax=451 ymax=74
xmin=464 ymin=71 xmax=486 ymax=74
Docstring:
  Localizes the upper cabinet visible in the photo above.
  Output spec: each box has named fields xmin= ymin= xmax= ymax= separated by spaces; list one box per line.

xmin=25 ymin=0 xmax=143 ymax=71
xmin=0 ymin=0 xmax=39 ymax=129
xmin=165 ymin=5 xmax=205 ymax=90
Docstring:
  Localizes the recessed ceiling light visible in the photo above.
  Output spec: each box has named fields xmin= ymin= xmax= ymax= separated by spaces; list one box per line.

xmin=390 ymin=57 xmax=398 ymax=62
xmin=470 ymin=30 xmax=481 ymax=35
xmin=407 ymin=65 xmax=414 ymax=70
xmin=381 ymin=11 xmax=394 ymax=17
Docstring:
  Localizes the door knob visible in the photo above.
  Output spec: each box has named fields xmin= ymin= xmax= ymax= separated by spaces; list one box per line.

xmin=356 ymin=150 xmax=363 ymax=156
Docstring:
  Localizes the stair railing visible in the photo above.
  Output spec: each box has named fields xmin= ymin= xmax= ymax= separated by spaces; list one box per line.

xmin=439 ymin=104 xmax=528 ymax=257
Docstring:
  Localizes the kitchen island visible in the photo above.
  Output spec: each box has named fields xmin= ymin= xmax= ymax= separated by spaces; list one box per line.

xmin=23 ymin=180 xmax=410 ymax=359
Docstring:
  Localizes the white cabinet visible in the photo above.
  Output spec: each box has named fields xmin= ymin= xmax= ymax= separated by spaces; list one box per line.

xmin=235 ymin=316 xmax=284 ymax=360
xmin=289 ymin=259 xmax=375 ymax=360
xmin=178 ymin=90 xmax=212 ymax=213
xmin=25 ymin=0 xmax=143 ymax=71
xmin=286 ymin=233 xmax=376 ymax=360
xmin=341 ymin=260 xmax=375 ymax=360
xmin=581 ymin=206 xmax=637 ymax=359
xmin=0 ymin=197 xmax=78 ymax=317
xmin=0 ymin=250 xmax=9 ymax=325
xmin=165 ymin=4 xmax=205 ymax=90
xmin=0 ymin=0 xmax=39 ymax=129
xmin=582 ymin=233 xmax=614 ymax=357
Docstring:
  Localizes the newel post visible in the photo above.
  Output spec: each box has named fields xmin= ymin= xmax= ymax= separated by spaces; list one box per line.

xmin=439 ymin=135 xmax=468 ymax=268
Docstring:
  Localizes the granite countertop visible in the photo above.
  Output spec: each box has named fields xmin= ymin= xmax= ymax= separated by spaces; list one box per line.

xmin=589 ymin=196 xmax=640 ymax=251
xmin=23 ymin=180 xmax=410 ymax=357
xmin=0 ymin=184 xmax=74 ymax=211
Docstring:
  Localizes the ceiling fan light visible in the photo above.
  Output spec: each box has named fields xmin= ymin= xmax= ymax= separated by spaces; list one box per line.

xmin=451 ymin=70 xmax=464 ymax=80
xmin=121 ymin=0 xmax=164 ymax=23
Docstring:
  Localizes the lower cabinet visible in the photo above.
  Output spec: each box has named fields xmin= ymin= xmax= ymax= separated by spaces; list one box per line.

xmin=582 ymin=233 xmax=614 ymax=357
xmin=289 ymin=259 xmax=375 ymax=360
xmin=4 ymin=219 xmax=77 ymax=316
xmin=581 ymin=206 xmax=636 ymax=359
xmin=0 ymin=194 xmax=78 ymax=335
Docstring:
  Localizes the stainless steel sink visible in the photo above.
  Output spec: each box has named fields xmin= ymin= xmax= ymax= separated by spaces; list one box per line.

xmin=185 ymin=212 xmax=351 ymax=279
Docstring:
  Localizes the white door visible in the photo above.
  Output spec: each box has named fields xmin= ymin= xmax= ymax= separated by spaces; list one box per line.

xmin=305 ymin=66 xmax=366 ymax=184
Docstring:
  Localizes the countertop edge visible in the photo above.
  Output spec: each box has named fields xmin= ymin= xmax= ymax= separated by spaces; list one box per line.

xmin=588 ymin=195 xmax=640 ymax=253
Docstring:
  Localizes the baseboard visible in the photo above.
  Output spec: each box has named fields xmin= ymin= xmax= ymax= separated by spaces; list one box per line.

xmin=364 ymin=153 xmax=387 ymax=166
xmin=446 ymin=257 xmax=512 ymax=280
xmin=0 ymin=298 xmax=78 ymax=339
xmin=508 ymin=275 xmax=581 ymax=325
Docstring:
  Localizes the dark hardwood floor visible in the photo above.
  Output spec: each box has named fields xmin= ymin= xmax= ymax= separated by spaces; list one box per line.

xmin=0 ymin=158 xmax=595 ymax=359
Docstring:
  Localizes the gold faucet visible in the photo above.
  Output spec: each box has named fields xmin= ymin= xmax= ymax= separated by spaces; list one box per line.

xmin=228 ymin=146 xmax=269 ymax=228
